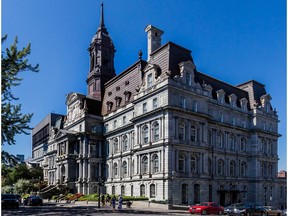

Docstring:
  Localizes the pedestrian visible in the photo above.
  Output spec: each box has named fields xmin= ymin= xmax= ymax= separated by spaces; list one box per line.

xmin=101 ymin=194 xmax=105 ymax=206
xmin=111 ymin=195 xmax=116 ymax=211
xmin=118 ymin=195 xmax=123 ymax=211
xmin=106 ymin=194 xmax=111 ymax=206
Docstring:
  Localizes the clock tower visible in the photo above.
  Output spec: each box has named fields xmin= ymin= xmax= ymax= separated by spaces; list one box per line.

xmin=87 ymin=3 xmax=116 ymax=101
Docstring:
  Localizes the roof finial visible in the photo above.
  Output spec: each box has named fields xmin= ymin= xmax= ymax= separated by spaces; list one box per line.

xmin=100 ymin=2 xmax=105 ymax=28
xmin=138 ymin=50 xmax=142 ymax=60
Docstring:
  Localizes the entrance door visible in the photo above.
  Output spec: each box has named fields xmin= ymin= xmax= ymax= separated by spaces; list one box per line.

xmin=231 ymin=191 xmax=238 ymax=204
xmin=181 ymin=184 xmax=188 ymax=204
xmin=220 ymin=192 xmax=225 ymax=206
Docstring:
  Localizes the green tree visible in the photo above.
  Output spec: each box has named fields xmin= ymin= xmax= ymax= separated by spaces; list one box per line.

xmin=14 ymin=179 xmax=35 ymax=194
xmin=10 ymin=164 xmax=31 ymax=183
xmin=1 ymin=35 xmax=39 ymax=166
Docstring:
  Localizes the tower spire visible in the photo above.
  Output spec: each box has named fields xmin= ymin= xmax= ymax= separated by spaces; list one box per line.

xmin=100 ymin=2 xmax=104 ymax=28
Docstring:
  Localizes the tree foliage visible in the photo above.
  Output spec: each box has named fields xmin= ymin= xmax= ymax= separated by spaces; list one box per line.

xmin=1 ymin=35 xmax=39 ymax=166
xmin=1 ymin=163 xmax=44 ymax=187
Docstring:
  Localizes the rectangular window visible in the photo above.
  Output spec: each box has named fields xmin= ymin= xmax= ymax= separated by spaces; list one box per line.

xmin=143 ymin=102 xmax=147 ymax=113
xmin=153 ymin=98 xmax=158 ymax=109
xmin=180 ymin=97 xmax=186 ymax=109
xmin=123 ymin=116 xmax=126 ymax=125
xmin=113 ymin=120 xmax=117 ymax=129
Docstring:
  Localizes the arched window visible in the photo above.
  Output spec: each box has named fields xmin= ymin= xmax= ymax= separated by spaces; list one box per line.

xmin=261 ymin=163 xmax=266 ymax=176
xmin=112 ymin=185 xmax=115 ymax=195
xmin=152 ymin=122 xmax=160 ymax=142
xmin=190 ymin=125 xmax=197 ymax=142
xmin=122 ymin=161 xmax=128 ymax=177
xmin=140 ymin=184 xmax=145 ymax=196
xmin=230 ymin=136 xmax=236 ymax=150
xmin=123 ymin=135 xmax=128 ymax=152
xmin=191 ymin=156 xmax=197 ymax=173
xmin=131 ymin=185 xmax=134 ymax=196
xmin=208 ymin=158 xmax=212 ymax=176
xmin=280 ymin=186 xmax=284 ymax=199
xmin=178 ymin=123 xmax=185 ymax=141
xmin=181 ymin=184 xmax=188 ymax=204
xmin=131 ymin=160 xmax=134 ymax=175
xmin=150 ymin=184 xmax=156 ymax=198
xmin=152 ymin=154 xmax=159 ymax=173
xmin=217 ymin=132 xmax=224 ymax=148
xmin=178 ymin=154 xmax=185 ymax=172
xmin=143 ymin=125 xmax=149 ymax=144
xmin=106 ymin=164 xmax=109 ymax=178
xmin=114 ymin=138 xmax=119 ymax=153
xmin=267 ymin=141 xmax=272 ymax=154
xmin=142 ymin=156 xmax=148 ymax=174
xmin=261 ymin=139 xmax=266 ymax=153
xmin=240 ymin=138 xmax=246 ymax=151
xmin=121 ymin=185 xmax=125 ymax=196
xmin=240 ymin=162 xmax=246 ymax=177
xmin=229 ymin=161 xmax=236 ymax=176
xmin=268 ymin=164 xmax=273 ymax=177
xmin=113 ymin=163 xmax=118 ymax=177
xmin=217 ymin=160 xmax=224 ymax=176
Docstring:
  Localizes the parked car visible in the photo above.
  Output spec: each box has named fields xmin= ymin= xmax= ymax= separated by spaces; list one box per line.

xmin=24 ymin=196 xmax=43 ymax=206
xmin=1 ymin=194 xmax=20 ymax=209
xmin=224 ymin=203 xmax=266 ymax=216
xmin=263 ymin=206 xmax=283 ymax=216
xmin=189 ymin=202 xmax=224 ymax=215
xmin=224 ymin=203 xmax=243 ymax=215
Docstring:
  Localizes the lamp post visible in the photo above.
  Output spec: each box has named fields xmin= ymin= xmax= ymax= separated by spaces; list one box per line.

xmin=264 ymin=186 xmax=267 ymax=206
xmin=98 ymin=176 xmax=105 ymax=208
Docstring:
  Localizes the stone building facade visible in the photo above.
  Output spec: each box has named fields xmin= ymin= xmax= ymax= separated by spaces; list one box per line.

xmin=37 ymin=4 xmax=284 ymax=208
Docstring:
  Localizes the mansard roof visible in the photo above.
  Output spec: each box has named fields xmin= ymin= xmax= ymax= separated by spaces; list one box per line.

xmin=149 ymin=41 xmax=193 ymax=77
xmin=237 ymin=80 xmax=267 ymax=108
xmin=196 ymin=71 xmax=251 ymax=108
xmin=102 ymin=60 xmax=147 ymax=115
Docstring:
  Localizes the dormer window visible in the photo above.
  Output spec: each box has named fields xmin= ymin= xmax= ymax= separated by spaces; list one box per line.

xmin=106 ymin=101 xmax=113 ymax=111
xmin=147 ymin=73 xmax=153 ymax=88
xmin=216 ymin=89 xmax=225 ymax=103
xmin=186 ymin=72 xmax=192 ymax=85
xmin=240 ymin=98 xmax=248 ymax=111
xmin=115 ymin=96 xmax=122 ymax=107
xmin=228 ymin=94 xmax=237 ymax=107
xmin=203 ymin=84 xmax=213 ymax=97
xmin=124 ymin=91 xmax=131 ymax=103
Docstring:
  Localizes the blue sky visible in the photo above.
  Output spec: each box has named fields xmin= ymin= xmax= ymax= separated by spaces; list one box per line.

xmin=2 ymin=0 xmax=286 ymax=171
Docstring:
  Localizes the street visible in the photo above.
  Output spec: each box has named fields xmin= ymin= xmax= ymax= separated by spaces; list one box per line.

xmin=1 ymin=203 xmax=190 ymax=216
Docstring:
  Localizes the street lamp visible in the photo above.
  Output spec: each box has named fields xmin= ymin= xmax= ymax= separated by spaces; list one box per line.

xmin=264 ymin=186 xmax=267 ymax=206
xmin=98 ymin=176 xmax=105 ymax=208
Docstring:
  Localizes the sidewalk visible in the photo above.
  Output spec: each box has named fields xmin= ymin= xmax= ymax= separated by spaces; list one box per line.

xmin=44 ymin=200 xmax=189 ymax=214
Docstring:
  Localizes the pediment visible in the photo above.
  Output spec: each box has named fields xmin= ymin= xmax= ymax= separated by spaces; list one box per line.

xmin=65 ymin=92 xmax=85 ymax=106
xmin=54 ymin=129 xmax=78 ymax=140
xmin=143 ymin=63 xmax=160 ymax=73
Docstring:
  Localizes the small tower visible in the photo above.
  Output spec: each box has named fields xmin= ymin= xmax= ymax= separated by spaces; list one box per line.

xmin=87 ymin=3 xmax=116 ymax=101
xmin=145 ymin=25 xmax=164 ymax=60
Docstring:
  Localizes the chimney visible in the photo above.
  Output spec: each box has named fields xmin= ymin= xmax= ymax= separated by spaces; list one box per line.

xmin=145 ymin=25 xmax=164 ymax=60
